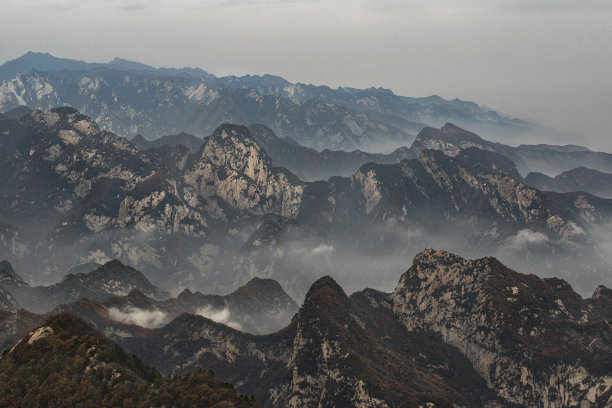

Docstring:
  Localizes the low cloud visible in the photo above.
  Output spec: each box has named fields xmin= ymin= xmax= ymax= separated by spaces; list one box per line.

xmin=506 ymin=229 xmax=549 ymax=248
xmin=196 ymin=306 xmax=243 ymax=331
xmin=311 ymin=244 xmax=334 ymax=256
xmin=565 ymin=221 xmax=586 ymax=237
xmin=108 ymin=306 xmax=167 ymax=328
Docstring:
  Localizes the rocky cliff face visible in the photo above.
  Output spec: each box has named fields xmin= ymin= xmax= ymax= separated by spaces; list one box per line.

xmin=393 ymin=249 xmax=612 ymax=408
xmin=1 ymin=250 xmax=609 ymax=407
xmin=184 ymin=124 xmax=304 ymax=218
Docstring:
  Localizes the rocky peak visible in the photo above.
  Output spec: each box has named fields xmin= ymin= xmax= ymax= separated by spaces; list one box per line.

xmin=60 ymin=259 xmax=169 ymax=301
xmin=229 ymin=277 xmax=297 ymax=310
xmin=197 ymin=124 xmax=275 ymax=175
xmin=592 ymin=284 xmax=611 ymax=300
xmin=30 ymin=106 xmax=102 ymax=139
xmin=298 ymin=276 xmax=351 ymax=324
xmin=393 ymin=249 xmax=612 ymax=407
xmin=184 ymin=124 xmax=304 ymax=218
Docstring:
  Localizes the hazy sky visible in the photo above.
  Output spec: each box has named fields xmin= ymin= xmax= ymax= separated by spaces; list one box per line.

xmin=1 ymin=0 xmax=611 ymax=150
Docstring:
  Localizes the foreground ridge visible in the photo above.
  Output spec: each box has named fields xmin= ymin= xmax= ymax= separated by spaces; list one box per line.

xmin=0 ymin=313 xmax=256 ymax=407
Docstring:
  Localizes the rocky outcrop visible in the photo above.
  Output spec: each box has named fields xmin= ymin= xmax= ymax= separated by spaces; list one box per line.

xmin=393 ymin=249 xmax=612 ymax=408
xmin=184 ymin=124 xmax=304 ymax=218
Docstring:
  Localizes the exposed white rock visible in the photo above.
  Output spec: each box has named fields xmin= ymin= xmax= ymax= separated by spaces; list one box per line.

xmin=28 ymin=326 xmax=54 ymax=344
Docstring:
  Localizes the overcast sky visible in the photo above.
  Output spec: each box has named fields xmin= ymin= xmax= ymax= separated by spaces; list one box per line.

xmin=1 ymin=0 xmax=611 ymax=150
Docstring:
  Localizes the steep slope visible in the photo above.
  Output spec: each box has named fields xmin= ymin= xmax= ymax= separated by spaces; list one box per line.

xmin=525 ymin=167 xmax=612 ymax=198
xmin=1 ymin=251 xmax=609 ymax=407
xmin=393 ymin=249 xmax=612 ymax=407
xmin=0 ymin=313 xmax=255 ymax=407
xmin=1 ymin=108 xmax=610 ymax=298
xmin=0 ymin=106 xmax=202 ymax=237
xmin=184 ymin=124 xmax=304 ymax=218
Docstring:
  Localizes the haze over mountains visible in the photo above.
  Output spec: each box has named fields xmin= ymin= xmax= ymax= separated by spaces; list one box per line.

xmin=0 ymin=51 xmax=611 ymax=407
xmin=0 ymin=52 xmax=580 ymax=152
xmin=1 ymin=106 xmax=611 ymax=300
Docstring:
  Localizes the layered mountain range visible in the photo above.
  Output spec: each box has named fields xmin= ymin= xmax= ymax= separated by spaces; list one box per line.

xmin=0 ymin=107 xmax=610 ymax=299
xmin=0 ymin=259 xmax=298 ymax=337
xmin=1 ymin=250 xmax=609 ymax=407
xmin=0 ymin=259 xmax=168 ymax=313
xmin=0 ymin=52 xmax=579 ymax=151
xmin=1 ymin=52 xmax=610 ymax=408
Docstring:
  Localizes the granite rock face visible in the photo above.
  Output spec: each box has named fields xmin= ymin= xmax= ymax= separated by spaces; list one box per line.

xmin=184 ymin=124 xmax=304 ymax=218
xmin=393 ymin=249 xmax=612 ymax=408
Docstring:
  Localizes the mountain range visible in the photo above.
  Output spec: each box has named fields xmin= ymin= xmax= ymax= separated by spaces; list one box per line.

xmin=1 ymin=51 xmax=611 ymax=408
xmin=0 ymin=107 xmax=610 ymax=300
xmin=0 ymin=52 xmax=580 ymax=152
xmin=1 ymin=249 xmax=609 ymax=407
xmin=0 ymin=259 xmax=298 ymax=336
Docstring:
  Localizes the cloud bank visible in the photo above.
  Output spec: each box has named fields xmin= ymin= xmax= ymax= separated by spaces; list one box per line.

xmin=108 ymin=306 xmax=168 ymax=328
